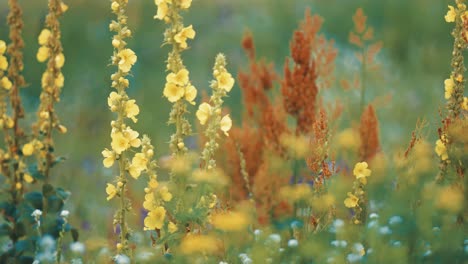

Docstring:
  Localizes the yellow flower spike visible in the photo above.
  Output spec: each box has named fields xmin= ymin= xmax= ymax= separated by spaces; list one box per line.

xmin=444 ymin=77 xmax=455 ymax=99
xmin=37 ymin=46 xmax=50 ymax=62
xmin=0 ymin=77 xmax=12 ymax=90
xmin=353 ymin=162 xmax=372 ymax=183
xmin=101 ymin=149 xmax=116 ymax=168
xmin=38 ymin=29 xmax=51 ymax=45
xmin=0 ymin=40 xmax=6 ymax=54
xmin=106 ymin=183 xmax=118 ymax=201
xmin=216 ymin=72 xmax=235 ymax=92
xmin=117 ymin=48 xmax=137 ymax=73
xmin=220 ymin=114 xmax=232 ymax=136
xmin=22 ymin=143 xmax=34 ymax=156
xmin=445 ymin=5 xmax=456 ymax=23
xmin=167 ymin=68 xmax=189 ymax=86
xmin=344 ymin=192 xmax=359 ymax=208
xmin=144 ymin=206 xmax=166 ymax=230
xmin=168 ymin=221 xmax=178 ymax=233
xmin=0 ymin=55 xmax=9 ymax=70
xmin=159 ymin=186 xmax=173 ymax=202
xmin=184 ymin=85 xmax=197 ymax=104
xmin=435 ymin=139 xmax=449 ymax=161
xmin=163 ymin=82 xmax=185 ymax=102
xmin=196 ymin=102 xmax=212 ymax=125
xmin=174 ymin=25 xmax=196 ymax=49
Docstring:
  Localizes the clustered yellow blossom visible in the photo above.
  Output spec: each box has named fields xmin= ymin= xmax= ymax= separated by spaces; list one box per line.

xmin=197 ymin=54 xmax=234 ymax=170
xmin=435 ymin=138 xmax=449 ymax=161
xmin=0 ymin=41 xmax=12 ymax=91
xmin=344 ymin=162 xmax=372 ymax=224
xmin=179 ymin=234 xmax=218 ymax=255
xmin=163 ymin=68 xmax=196 ymax=104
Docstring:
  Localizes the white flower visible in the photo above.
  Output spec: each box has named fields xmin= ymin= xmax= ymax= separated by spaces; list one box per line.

xmin=60 ymin=210 xmax=70 ymax=218
xmin=388 ymin=215 xmax=403 ymax=225
xmin=379 ymin=226 xmax=392 ymax=235
xmin=114 ymin=254 xmax=130 ymax=264
xmin=287 ymin=239 xmax=298 ymax=247
xmin=70 ymin=242 xmax=85 ymax=254
xmin=369 ymin=213 xmax=379 ymax=219
xmin=32 ymin=209 xmax=42 ymax=218
xmin=267 ymin=233 xmax=281 ymax=243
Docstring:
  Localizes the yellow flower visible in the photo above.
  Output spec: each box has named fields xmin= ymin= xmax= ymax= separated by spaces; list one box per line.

xmin=163 ymin=82 xmax=185 ymax=102
xmin=101 ymin=149 xmax=115 ymax=168
xmin=211 ymin=211 xmax=250 ymax=232
xmin=107 ymin=91 xmax=121 ymax=111
xmin=444 ymin=78 xmax=454 ymax=99
xmin=61 ymin=2 xmax=69 ymax=12
xmin=0 ymin=55 xmax=8 ymax=70
xmin=149 ymin=178 xmax=159 ymax=189
xmin=435 ymin=139 xmax=448 ymax=161
xmin=445 ymin=5 xmax=456 ymax=23
xmin=344 ymin=192 xmax=359 ymax=208
xmin=144 ymin=206 xmax=166 ymax=230
xmin=1 ymin=77 xmax=12 ymax=90
xmin=128 ymin=153 xmax=148 ymax=179
xmin=336 ymin=128 xmax=360 ymax=150
xmin=117 ymin=49 xmax=137 ymax=73
xmin=168 ymin=221 xmax=178 ymax=233
xmin=37 ymin=46 xmax=50 ymax=62
xmin=159 ymin=186 xmax=172 ymax=202
xmin=184 ymin=85 xmax=197 ymax=104
xmin=143 ymin=193 xmax=156 ymax=211
xmin=216 ymin=72 xmax=235 ymax=92
xmin=174 ymin=25 xmax=195 ymax=49
xmin=154 ymin=0 xmax=169 ymax=20
xmin=38 ymin=29 xmax=51 ymax=46
xmin=220 ymin=114 xmax=232 ymax=136
xmin=24 ymin=174 xmax=34 ymax=183
xmin=180 ymin=234 xmax=218 ymax=255
xmin=22 ymin=143 xmax=34 ymax=156
xmin=125 ymin=99 xmax=140 ymax=122
xmin=196 ymin=102 xmax=211 ymax=125
xmin=353 ymin=162 xmax=371 ymax=184
xmin=0 ymin=40 xmax=6 ymax=54
xmin=55 ymin=53 xmax=65 ymax=69
xmin=167 ymin=69 xmax=189 ymax=86
xmin=180 ymin=0 xmax=192 ymax=9
xmin=111 ymin=128 xmax=141 ymax=154
xmin=462 ymin=97 xmax=468 ymax=110
xmin=106 ymin=183 xmax=118 ymax=201
xmin=436 ymin=186 xmax=464 ymax=212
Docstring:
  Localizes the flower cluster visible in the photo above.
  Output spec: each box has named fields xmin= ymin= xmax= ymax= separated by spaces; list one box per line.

xmin=344 ymin=162 xmax=371 ymax=224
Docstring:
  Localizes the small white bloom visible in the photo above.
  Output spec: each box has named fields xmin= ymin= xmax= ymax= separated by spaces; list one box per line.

xmin=367 ymin=220 xmax=379 ymax=229
xmin=388 ymin=215 xmax=403 ymax=225
xmin=379 ymin=226 xmax=392 ymax=235
xmin=219 ymin=262 xmax=228 ymax=264
xmin=70 ymin=242 xmax=85 ymax=254
xmin=32 ymin=209 xmax=42 ymax=218
xmin=369 ymin=213 xmax=379 ymax=219
xmin=392 ymin=240 xmax=402 ymax=247
xmin=288 ymin=239 xmax=298 ymax=247
xmin=329 ymin=219 xmax=345 ymax=233
xmin=114 ymin=254 xmax=130 ymax=264
xmin=60 ymin=210 xmax=70 ymax=218
xmin=347 ymin=253 xmax=362 ymax=263
xmin=268 ymin=233 xmax=281 ymax=243
xmin=254 ymin=229 xmax=262 ymax=237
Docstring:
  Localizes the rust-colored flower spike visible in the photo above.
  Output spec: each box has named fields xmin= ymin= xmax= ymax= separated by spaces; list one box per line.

xmin=359 ymin=104 xmax=380 ymax=161
xmin=33 ymin=0 xmax=68 ymax=181
xmin=282 ymin=8 xmax=336 ymax=135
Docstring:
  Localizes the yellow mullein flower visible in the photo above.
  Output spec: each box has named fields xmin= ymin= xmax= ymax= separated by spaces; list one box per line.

xmin=216 ymin=72 xmax=235 ymax=92
xmin=168 ymin=221 xmax=178 ymax=233
xmin=60 ymin=2 xmax=69 ymax=12
xmin=184 ymin=85 xmax=197 ymax=104
xmin=154 ymin=0 xmax=169 ymax=20
xmin=435 ymin=139 xmax=448 ymax=161
xmin=149 ymin=178 xmax=159 ymax=189
xmin=111 ymin=131 xmax=130 ymax=154
xmin=0 ymin=77 xmax=12 ymax=90
xmin=0 ymin=55 xmax=8 ymax=70
xmin=445 ymin=5 xmax=456 ymax=23
xmin=106 ymin=183 xmax=118 ymax=201
xmin=117 ymin=48 xmax=137 ymax=73
xmin=24 ymin=174 xmax=34 ymax=184
xmin=344 ymin=192 xmax=359 ymax=208
xmin=55 ymin=53 xmax=65 ymax=68
xmin=55 ymin=72 xmax=65 ymax=88
xmin=125 ymin=99 xmax=140 ymax=122
xmin=444 ymin=78 xmax=454 ymax=99
xmin=220 ymin=114 xmax=232 ymax=136
xmin=144 ymin=206 xmax=166 ymax=230
xmin=462 ymin=97 xmax=468 ymax=110
xmin=0 ymin=40 xmax=6 ymax=54
xmin=38 ymin=29 xmax=51 ymax=46
xmin=196 ymin=102 xmax=211 ymax=125
xmin=37 ymin=46 xmax=50 ymax=62
xmin=163 ymin=82 xmax=185 ymax=102
xmin=180 ymin=235 xmax=218 ymax=255
xmin=179 ymin=0 xmax=192 ymax=9
xmin=159 ymin=186 xmax=172 ymax=202
xmin=128 ymin=153 xmax=148 ymax=179
xmin=143 ymin=193 xmax=156 ymax=211
xmin=22 ymin=143 xmax=34 ymax=156
xmin=111 ymin=1 xmax=120 ymax=12
xmin=353 ymin=162 xmax=371 ymax=184
xmin=174 ymin=25 xmax=195 ymax=49
xmin=167 ymin=68 xmax=189 ymax=86
xmin=101 ymin=149 xmax=116 ymax=168
xmin=107 ymin=91 xmax=121 ymax=111
xmin=211 ymin=211 xmax=250 ymax=232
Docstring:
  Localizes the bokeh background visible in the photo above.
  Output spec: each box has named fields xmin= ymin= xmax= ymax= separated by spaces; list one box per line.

xmin=0 ymin=0 xmax=453 ymax=240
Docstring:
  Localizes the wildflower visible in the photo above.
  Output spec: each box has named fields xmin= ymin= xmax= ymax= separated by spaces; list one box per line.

xmin=220 ymin=114 xmax=232 ymax=136
xmin=211 ymin=211 xmax=250 ymax=231
xmin=0 ymin=77 xmax=12 ymax=90
xmin=180 ymin=0 xmax=192 ymax=9
xmin=184 ymin=85 xmax=197 ymax=104
xmin=168 ymin=221 xmax=178 ymax=233
xmin=24 ymin=174 xmax=34 ymax=183
xmin=102 ymin=149 xmax=115 ymax=168
xmin=216 ymin=72 xmax=235 ymax=92
xmin=0 ymin=40 xmax=6 ymax=54
xmin=108 ymin=92 xmax=121 ymax=111
xmin=154 ymin=0 xmax=169 ymax=20
xmin=163 ymin=82 xmax=185 ymax=102
xmin=288 ymin=239 xmax=298 ymax=247
xmin=0 ymin=55 xmax=8 ymax=70
xmin=444 ymin=77 xmax=454 ymax=99
xmin=60 ymin=210 xmax=70 ymax=218
xmin=196 ymin=102 xmax=211 ymax=125
xmin=128 ymin=153 xmax=148 ymax=179
xmin=462 ymin=97 xmax=468 ymax=110
xmin=353 ymin=162 xmax=371 ymax=184
xmin=55 ymin=53 xmax=65 ymax=68
xmin=117 ymin=49 xmax=137 ymax=73
xmin=143 ymin=193 xmax=156 ymax=211
xmin=435 ymin=139 xmax=448 ymax=161
xmin=174 ymin=25 xmax=195 ymax=49
xmin=445 ymin=6 xmax=456 ymax=23
xmin=180 ymin=234 xmax=218 ymax=255
xmin=159 ymin=186 xmax=172 ymax=202
xmin=106 ymin=183 xmax=118 ymax=201
xmin=436 ymin=186 xmax=463 ymax=212
xmin=124 ymin=99 xmax=139 ymax=122
xmin=144 ymin=206 xmax=166 ymax=230
xmin=111 ymin=128 xmax=141 ymax=154
xmin=167 ymin=69 xmax=189 ymax=86
xmin=22 ymin=143 xmax=34 ymax=156
xmin=37 ymin=46 xmax=50 ymax=62
xmin=344 ymin=192 xmax=359 ymax=208
xmin=32 ymin=209 xmax=42 ymax=218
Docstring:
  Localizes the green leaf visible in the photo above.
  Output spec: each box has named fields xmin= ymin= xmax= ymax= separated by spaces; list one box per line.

xmin=42 ymin=184 xmax=55 ymax=198
xmin=23 ymin=192 xmax=43 ymax=210
xmin=47 ymin=195 xmax=64 ymax=213
xmin=56 ymin=187 xmax=71 ymax=201
xmin=15 ymin=239 xmax=33 ymax=253
xmin=0 ymin=223 xmax=11 ymax=236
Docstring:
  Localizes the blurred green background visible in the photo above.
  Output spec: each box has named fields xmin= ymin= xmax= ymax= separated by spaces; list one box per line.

xmin=0 ymin=0 xmax=454 ymax=239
